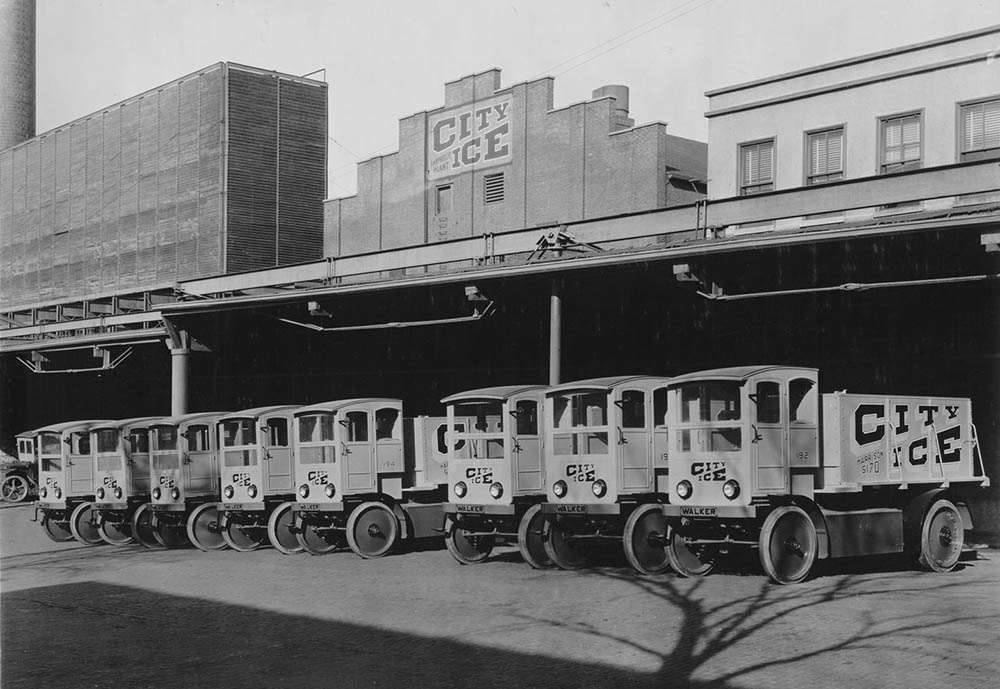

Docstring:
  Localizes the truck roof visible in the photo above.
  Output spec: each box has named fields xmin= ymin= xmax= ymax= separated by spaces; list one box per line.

xmin=90 ymin=416 xmax=169 ymax=431
xmin=218 ymin=405 xmax=300 ymax=421
xmin=31 ymin=419 xmax=115 ymax=435
xmin=667 ymin=365 xmax=818 ymax=385
xmin=294 ymin=398 xmax=403 ymax=416
xmin=150 ymin=411 xmax=231 ymax=426
xmin=547 ymin=375 xmax=671 ymax=396
xmin=442 ymin=384 xmax=547 ymax=404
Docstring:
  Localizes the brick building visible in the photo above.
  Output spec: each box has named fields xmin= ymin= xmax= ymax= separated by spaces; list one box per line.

xmin=324 ymin=69 xmax=707 ymax=256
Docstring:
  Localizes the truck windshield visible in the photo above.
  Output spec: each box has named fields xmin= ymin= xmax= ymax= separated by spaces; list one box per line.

xmin=298 ymin=413 xmax=335 ymax=443
xmin=154 ymin=427 xmax=178 ymax=451
xmin=96 ymin=429 xmax=119 ymax=453
xmin=551 ymin=391 xmax=609 ymax=456
xmin=452 ymin=402 xmax=504 ymax=459
xmin=222 ymin=419 xmax=256 ymax=448
xmin=675 ymin=381 xmax=742 ymax=453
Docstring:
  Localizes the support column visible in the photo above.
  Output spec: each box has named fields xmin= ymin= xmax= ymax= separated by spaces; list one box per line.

xmin=164 ymin=318 xmax=191 ymax=417
xmin=549 ymin=280 xmax=562 ymax=386
xmin=170 ymin=344 xmax=190 ymax=417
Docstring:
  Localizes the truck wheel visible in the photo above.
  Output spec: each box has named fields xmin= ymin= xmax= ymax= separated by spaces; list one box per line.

xmin=918 ymin=499 xmax=964 ymax=572
xmin=267 ymin=501 xmax=304 ymax=554
xmin=759 ymin=505 xmax=817 ymax=584
xmin=41 ymin=514 xmax=74 ymax=542
xmin=665 ymin=525 xmax=715 ymax=577
xmin=153 ymin=515 xmax=192 ymax=549
xmin=130 ymin=503 xmax=162 ymax=548
xmin=542 ymin=517 xmax=589 ymax=570
xmin=517 ymin=504 xmax=553 ymax=569
xmin=444 ymin=516 xmax=493 ymax=565
xmin=222 ymin=516 xmax=266 ymax=552
xmin=69 ymin=502 xmax=105 ymax=546
xmin=1 ymin=474 xmax=30 ymax=502
xmin=295 ymin=520 xmax=344 ymax=555
xmin=624 ymin=504 xmax=671 ymax=575
xmin=346 ymin=501 xmax=399 ymax=559
xmin=187 ymin=503 xmax=228 ymax=551
xmin=97 ymin=515 xmax=134 ymax=546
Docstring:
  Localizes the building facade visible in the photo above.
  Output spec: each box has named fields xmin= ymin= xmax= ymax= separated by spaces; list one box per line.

xmin=705 ymin=25 xmax=1000 ymax=199
xmin=0 ymin=63 xmax=328 ymax=312
xmin=324 ymin=69 xmax=707 ymax=257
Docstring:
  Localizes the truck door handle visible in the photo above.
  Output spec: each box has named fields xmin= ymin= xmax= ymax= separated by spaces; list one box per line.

xmin=751 ymin=424 xmax=762 ymax=443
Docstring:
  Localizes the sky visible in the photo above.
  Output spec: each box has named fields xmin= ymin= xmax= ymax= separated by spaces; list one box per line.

xmin=35 ymin=0 xmax=1000 ymax=199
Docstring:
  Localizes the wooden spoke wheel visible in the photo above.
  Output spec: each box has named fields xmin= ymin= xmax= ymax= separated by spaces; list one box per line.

xmin=517 ymin=503 xmax=554 ymax=569
xmin=665 ymin=525 xmax=716 ymax=577
xmin=346 ymin=501 xmax=399 ymax=559
xmin=759 ymin=505 xmax=817 ymax=585
xmin=542 ymin=517 xmax=589 ymax=570
xmin=221 ymin=514 xmax=267 ymax=552
xmin=444 ymin=516 xmax=493 ymax=565
xmin=97 ymin=512 xmax=134 ymax=546
xmin=69 ymin=502 xmax=105 ymax=546
xmin=267 ymin=501 xmax=304 ymax=555
xmin=918 ymin=499 xmax=964 ymax=573
xmin=623 ymin=504 xmax=671 ymax=575
xmin=1 ymin=474 xmax=31 ymax=503
xmin=186 ymin=503 xmax=228 ymax=551
xmin=295 ymin=518 xmax=345 ymax=555
xmin=130 ymin=503 xmax=163 ymax=548
xmin=40 ymin=513 xmax=74 ymax=542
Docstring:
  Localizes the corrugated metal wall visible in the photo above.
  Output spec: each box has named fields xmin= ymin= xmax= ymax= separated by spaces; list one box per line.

xmin=0 ymin=63 xmax=327 ymax=311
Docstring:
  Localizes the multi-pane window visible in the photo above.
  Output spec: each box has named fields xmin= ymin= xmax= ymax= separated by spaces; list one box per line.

xmin=806 ymin=128 xmax=844 ymax=185
xmin=484 ymin=172 xmax=505 ymax=204
xmin=880 ymin=113 xmax=921 ymax=173
xmin=960 ymin=98 xmax=1000 ymax=162
xmin=739 ymin=139 xmax=774 ymax=195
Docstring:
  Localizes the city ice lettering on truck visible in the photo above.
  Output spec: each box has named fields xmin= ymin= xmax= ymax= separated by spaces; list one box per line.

xmin=307 ymin=470 xmax=329 ymax=485
xmin=566 ymin=463 xmax=596 ymax=482
xmin=465 ymin=467 xmax=494 ymax=484
xmin=231 ymin=472 xmax=252 ymax=487
xmin=427 ymin=96 xmax=512 ymax=179
xmin=691 ymin=461 xmax=726 ymax=481
xmin=851 ymin=402 xmax=965 ymax=466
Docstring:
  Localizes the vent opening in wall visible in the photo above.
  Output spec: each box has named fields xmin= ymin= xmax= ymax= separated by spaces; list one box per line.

xmin=484 ymin=172 xmax=505 ymax=204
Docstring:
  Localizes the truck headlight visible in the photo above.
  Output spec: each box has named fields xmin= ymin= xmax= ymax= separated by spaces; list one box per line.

xmin=676 ymin=480 xmax=692 ymax=500
xmin=223 ymin=485 xmax=235 ymax=499
xmin=152 ymin=487 xmax=161 ymax=500
xmin=114 ymin=486 xmax=123 ymax=499
xmin=40 ymin=487 xmax=48 ymax=498
xmin=591 ymin=479 xmax=607 ymax=498
xmin=96 ymin=487 xmax=106 ymax=500
xmin=54 ymin=486 xmax=62 ymax=499
xmin=489 ymin=482 xmax=503 ymax=500
xmin=324 ymin=484 xmax=336 ymax=499
xmin=722 ymin=480 xmax=740 ymax=500
xmin=170 ymin=487 xmax=181 ymax=501
xmin=553 ymin=480 xmax=568 ymax=498
xmin=453 ymin=481 xmax=467 ymax=498
xmin=247 ymin=485 xmax=258 ymax=499
xmin=298 ymin=484 xmax=310 ymax=499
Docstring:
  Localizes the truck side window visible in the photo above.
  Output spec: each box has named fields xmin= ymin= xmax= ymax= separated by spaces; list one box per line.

xmin=620 ymin=390 xmax=646 ymax=428
xmin=266 ymin=418 xmax=289 ymax=447
xmin=187 ymin=425 xmax=210 ymax=452
xmin=514 ymin=401 xmax=538 ymax=436
xmin=790 ymin=378 xmax=817 ymax=424
xmin=345 ymin=411 xmax=369 ymax=442
xmin=375 ymin=408 xmax=400 ymax=441
xmin=653 ymin=388 xmax=668 ymax=427
xmin=754 ymin=382 xmax=781 ymax=424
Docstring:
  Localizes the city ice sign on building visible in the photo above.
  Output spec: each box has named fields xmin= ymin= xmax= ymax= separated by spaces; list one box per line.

xmin=427 ymin=95 xmax=512 ymax=179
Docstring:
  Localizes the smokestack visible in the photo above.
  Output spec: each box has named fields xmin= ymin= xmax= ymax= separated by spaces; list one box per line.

xmin=0 ymin=0 xmax=36 ymax=151
xmin=592 ymin=85 xmax=634 ymax=132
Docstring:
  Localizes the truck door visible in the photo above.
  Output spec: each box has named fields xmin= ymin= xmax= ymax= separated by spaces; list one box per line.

xmin=69 ymin=431 xmax=95 ymax=494
xmin=263 ymin=416 xmax=293 ymax=493
xmin=128 ymin=428 xmax=152 ymax=494
xmin=185 ymin=424 xmax=215 ymax=494
xmin=512 ymin=397 xmax=542 ymax=492
xmin=619 ymin=389 xmax=652 ymax=492
xmin=652 ymin=387 xmax=670 ymax=491
xmin=343 ymin=410 xmax=375 ymax=491
xmin=752 ymin=380 xmax=787 ymax=491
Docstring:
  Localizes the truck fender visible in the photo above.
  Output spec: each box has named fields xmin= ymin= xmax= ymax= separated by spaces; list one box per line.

xmin=902 ymin=488 xmax=951 ymax=551
xmin=788 ymin=497 xmax=830 ymax=560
